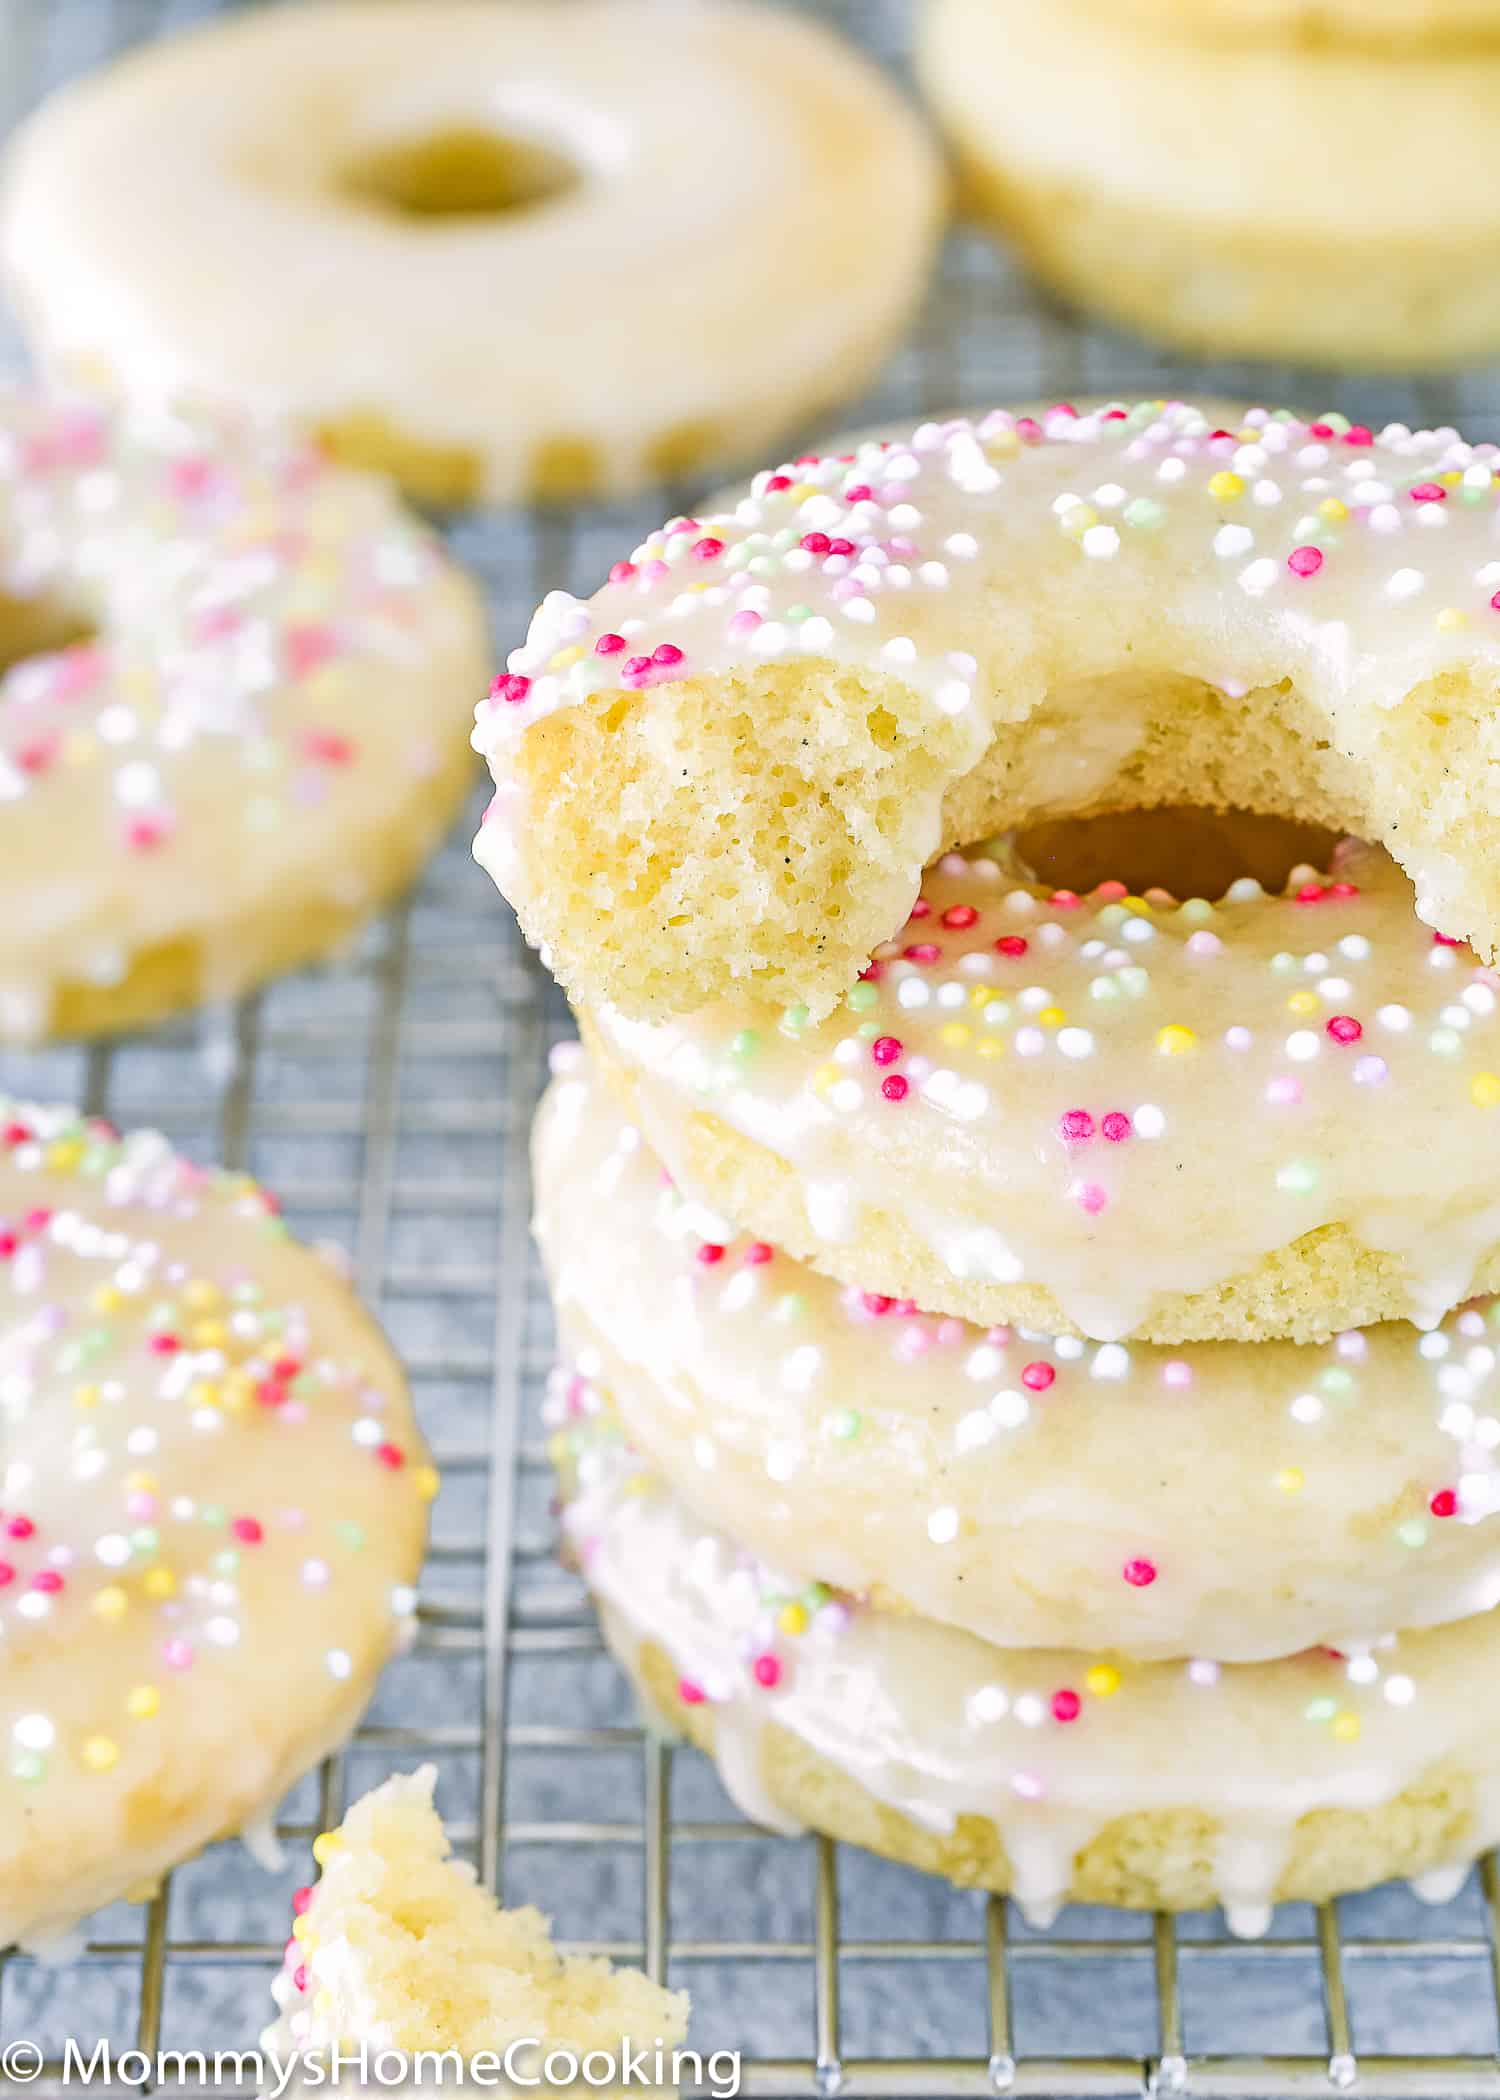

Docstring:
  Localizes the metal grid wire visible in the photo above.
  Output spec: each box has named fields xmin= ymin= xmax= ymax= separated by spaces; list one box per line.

xmin=6 ymin=1 xmax=1500 ymax=2091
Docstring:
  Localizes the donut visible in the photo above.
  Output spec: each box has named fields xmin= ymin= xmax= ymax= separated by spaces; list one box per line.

xmin=0 ymin=389 xmax=486 ymax=1043
xmin=537 ymin=1053 xmax=1500 ymax=1663
xmin=474 ymin=403 xmax=1500 ymax=1025
xmin=1 ymin=1 xmax=944 ymax=509
xmin=264 ymin=1766 xmax=688 ymax=2068
xmin=555 ymin=1390 xmax=1500 ymax=1933
xmin=0 ymin=1102 xmax=434 ymax=1950
xmin=579 ymin=827 xmax=1500 ymax=1345
xmin=918 ymin=0 xmax=1500 ymax=368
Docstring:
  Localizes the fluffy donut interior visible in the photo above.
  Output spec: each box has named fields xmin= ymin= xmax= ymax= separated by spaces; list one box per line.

xmin=513 ymin=660 xmax=1486 ymax=1018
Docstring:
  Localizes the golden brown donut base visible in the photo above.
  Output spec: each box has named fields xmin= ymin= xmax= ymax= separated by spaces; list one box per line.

xmin=40 ymin=743 xmax=475 ymax=1041
xmin=952 ymin=142 xmax=1500 ymax=372
xmin=584 ymin=1022 xmax=1500 ymax=1345
xmin=631 ymin=1640 xmax=1478 ymax=1914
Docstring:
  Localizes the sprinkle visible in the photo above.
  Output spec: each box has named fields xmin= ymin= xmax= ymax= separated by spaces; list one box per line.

xmin=1123 ymin=1558 xmax=1157 ymax=1588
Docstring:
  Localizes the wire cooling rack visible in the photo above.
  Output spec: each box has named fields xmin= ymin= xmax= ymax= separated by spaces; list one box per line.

xmin=8 ymin=1 xmax=1500 ymax=2092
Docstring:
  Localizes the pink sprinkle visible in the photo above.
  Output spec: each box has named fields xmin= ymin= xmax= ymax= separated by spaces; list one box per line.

xmin=1072 ymin=1182 xmax=1109 ymax=1215
xmin=489 ymin=672 xmax=532 ymax=706
xmin=31 ymin=1569 xmax=62 ymax=1593
xmin=678 ymin=1678 xmax=707 ymax=1704
xmin=652 ymin=643 xmax=683 ymax=667
xmin=1327 ymin=1015 xmax=1362 ymax=1044
xmin=908 ymin=898 xmax=932 ymax=920
xmin=1059 ymin=1109 xmax=1095 ymax=1143
xmin=1021 ymin=1361 xmax=1056 ymax=1391
xmin=608 ymin=560 xmax=637 ymax=584
xmin=1163 ymin=1361 xmax=1193 ymax=1389
xmin=291 ymin=1886 xmax=314 ymax=1916
xmin=1101 ymin=1111 xmax=1132 ymax=1143
xmin=942 ymin=904 xmax=979 ymax=929
xmin=595 ymin=632 xmax=626 ymax=656
xmin=844 ymin=483 xmax=873 ymax=503
xmin=728 ymin=609 xmax=762 ymax=640
xmin=692 ymin=537 xmax=724 ymax=561
xmin=1431 ymin=1488 xmax=1458 ymax=1518
xmin=1434 ymin=930 xmax=1466 ymax=947
xmin=0 ymin=1564 xmax=13 ymax=1588
xmin=1266 ymin=1076 xmax=1303 ymax=1106
xmin=232 ymin=1517 xmax=264 ymax=1544
xmin=1296 ymin=883 xmax=1325 ymax=903
xmin=903 ymin=942 xmax=941 ymax=963
xmin=1051 ymin=1689 xmax=1081 ymax=1723
xmin=696 ymin=1243 xmax=726 ymax=1266
xmin=1287 ymin=546 xmax=1324 ymax=578
xmin=861 ymin=1292 xmax=895 ymax=1317
xmin=126 ymin=816 xmax=170 ymax=853
xmin=765 ymin=474 xmax=793 ymax=492
xmin=1050 ymin=889 xmax=1082 ymax=910
xmin=286 ymin=624 xmax=338 ymax=679
xmin=744 ymin=1242 xmax=774 ymax=1265
xmin=1016 ymin=418 xmax=1043 ymax=444
xmin=1409 ymin=482 xmax=1447 ymax=503
xmin=800 ymin=532 xmax=831 ymax=555
xmin=1123 ymin=1558 xmax=1157 ymax=1588
xmin=881 ymin=1074 xmax=910 ymax=1103
xmin=1096 ymin=881 xmax=1128 ymax=902
xmin=301 ymin=730 xmax=354 ymax=765
xmin=163 ymin=1639 xmax=195 ymax=1671
xmin=7 ymin=1517 xmax=34 ymax=1541
xmin=1345 ymin=426 xmax=1373 ymax=446
xmin=995 ymin=935 xmax=1029 ymax=959
xmin=871 ymin=1036 xmax=903 ymax=1066
xmin=753 ymin=1654 xmax=782 ymax=1688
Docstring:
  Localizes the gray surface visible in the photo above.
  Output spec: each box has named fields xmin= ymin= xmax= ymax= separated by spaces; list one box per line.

xmin=3 ymin=1 xmax=1500 ymax=2092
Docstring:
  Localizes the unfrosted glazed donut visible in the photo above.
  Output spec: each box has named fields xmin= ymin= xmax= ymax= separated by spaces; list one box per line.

xmin=920 ymin=0 xmax=1500 ymax=367
xmin=1 ymin=1 xmax=943 ymax=509
xmin=475 ymin=403 xmax=1500 ymax=1023
xmin=537 ymin=1055 xmax=1500 ymax=1663
xmin=556 ymin=1395 xmax=1500 ymax=1933
xmin=263 ymin=1767 xmax=687 ymax=2073
xmin=580 ymin=832 xmax=1500 ymax=1343
xmin=0 ymin=1103 xmax=435 ymax=1950
xmin=0 ymin=390 xmax=485 ymax=1043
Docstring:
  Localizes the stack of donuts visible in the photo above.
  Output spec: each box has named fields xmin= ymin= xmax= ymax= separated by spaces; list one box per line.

xmin=476 ymin=397 xmax=1500 ymax=1926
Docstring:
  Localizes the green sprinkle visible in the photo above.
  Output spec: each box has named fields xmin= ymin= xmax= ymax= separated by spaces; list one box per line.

xmin=827 ymin=1409 xmax=862 ymax=1441
xmin=1276 ymin=1160 xmax=1319 ymax=1195
xmin=1397 ymin=1519 xmax=1429 ymax=1549
xmin=1304 ymin=1697 xmax=1337 ymax=1723
xmin=1123 ymin=496 xmax=1166 ymax=530
xmin=780 ymin=1005 xmax=810 ymax=1037
xmin=338 ymin=1521 xmax=367 ymax=1551
xmin=729 ymin=1029 xmax=760 ymax=1061
xmin=1270 ymin=951 xmax=1297 ymax=975
xmin=846 ymin=982 xmax=878 ymax=1013
xmin=772 ymin=1293 xmax=805 ymax=1323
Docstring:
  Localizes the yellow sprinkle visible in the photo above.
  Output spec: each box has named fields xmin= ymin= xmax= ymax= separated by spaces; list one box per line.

xmin=813 ymin=1062 xmax=841 ymax=1095
xmin=1472 ymin=1073 xmax=1500 ymax=1108
xmin=313 ymin=1991 xmax=333 ymax=2020
xmin=189 ymin=1381 xmax=223 ymax=1410
xmin=777 ymin=1603 xmax=809 ymax=1637
xmin=143 ymin=1568 xmax=177 ymax=1601
xmin=91 ymin=1285 xmax=123 ymax=1314
xmin=92 ymin=1585 xmax=128 ymax=1622
xmin=548 ymin=644 xmax=584 ymax=672
xmin=969 ymin=986 xmax=1001 ymax=1009
xmin=1439 ymin=469 xmax=1464 ymax=485
xmin=192 ymin=1319 xmax=227 ymax=1348
xmin=73 ymin=1383 xmax=100 ymax=1411
xmin=1038 ymin=1006 xmax=1066 ymax=1029
xmin=620 ymin=1470 xmax=652 ymax=1500
xmin=978 ymin=1040 xmax=1005 ymax=1060
xmin=1122 ymin=896 xmax=1153 ymax=915
xmin=311 ymin=1831 xmax=344 ymax=1866
xmin=1085 ymin=1664 xmax=1121 ymax=1698
xmin=1332 ymin=1711 xmax=1361 ymax=1742
xmin=183 ymin=1280 xmax=220 ymax=1310
xmin=1208 ymin=471 xmax=1244 ymax=503
xmin=1286 ymin=990 xmax=1319 ymax=1016
xmin=1059 ymin=504 xmax=1098 ymax=538
xmin=1437 ymin=607 xmax=1468 ymax=632
xmin=787 ymin=482 xmax=819 ymax=503
xmin=82 ymin=1736 xmax=119 ymax=1773
xmin=126 ymin=1685 xmax=160 ymax=1721
xmin=986 ymin=427 xmax=1021 ymax=459
xmin=938 ymin=1023 xmax=972 ymax=1049
xmin=291 ymin=1915 xmax=313 ymax=1943
xmin=412 ymin=1465 xmax=440 ymax=1503
xmin=46 ymin=1139 xmax=83 ymax=1173
xmin=1318 ymin=498 xmax=1348 ymax=522
xmin=1276 ymin=1467 xmax=1305 ymax=1494
xmin=125 ymin=1470 xmax=157 ymax=1495
xmin=1156 ymin=1025 xmax=1197 ymax=1056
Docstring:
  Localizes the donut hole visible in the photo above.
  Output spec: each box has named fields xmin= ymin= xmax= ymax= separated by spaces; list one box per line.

xmin=0 ymin=589 xmax=96 ymax=678
xmin=342 ymin=125 xmax=580 ymax=219
xmin=1012 ymin=806 xmax=1344 ymax=903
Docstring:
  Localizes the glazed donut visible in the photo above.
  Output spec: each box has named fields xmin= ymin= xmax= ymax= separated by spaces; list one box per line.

xmin=1 ymin=1 xmax=943 ymax=509
xmin=537 ymin=1054 xmax=1500 ymax=1663
xmin=919 ymin=0 xmax=1500 ymax=368
xmin=580 ymin=829 xmax=1500 ymax=1344
xmin=264 ymin=1767 xmax=687 ymax=2068
xmin=474 ymin=403 xmax=1500 ymax=1024
xmin=0 ymin=1102 xmax=434 ymax=1950
xmin=0 ymin=389 xmax=486 ymax=1043
xmin=556 ymin=1395 xmax=1500 ymax=1933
